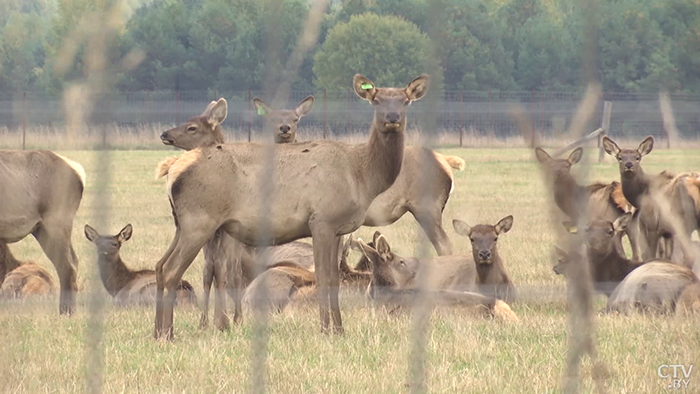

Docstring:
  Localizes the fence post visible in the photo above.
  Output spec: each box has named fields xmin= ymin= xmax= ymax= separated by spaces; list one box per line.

xmin=488 ymin=90 xmax=493 ymax=132
xmin=145 ymin=91 xmax=150 ymax=124
xmin=459 ymin=90 xmax=463 ymax=147
xmin=346 ymin=90 xmax=350 ymax=133
xmin=598 ymin=101 xmax=612 ymax=163
xmin=175 ymin=91 xmax=180 ymax=125
xmin=323 ymin=89 xmax=327 ymax=140
xmin=248 ymin=90 xmax=252 ymax=142
xmin=22 ymin=91 xmax=27 ymax=150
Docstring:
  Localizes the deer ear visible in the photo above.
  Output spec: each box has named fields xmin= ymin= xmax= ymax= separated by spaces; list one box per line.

xmin=638 ymin=136 xmax=654 ymax=156
xmin=612 ymin=213 xmax=632 ymax=233
xmin=452 ymin=219 xmax=472 ymax=237
xmin=353 ymin=74 xmax=377 ymax=101
xmin=118 ymin=224 xmax=133 ymax=242
xmin=534 ymin=147 xmax=551 ymax=163
xmin=253 ymin=98 xmax=272 ymax=116
xmin=206 ymin=98 xmax=227 ymax=126
xmin=568 ymin=148 xmax=583 ymax=165
xmin=554 ymin=245 xmax=569 ymax=261
xmin=84 ymin=224 xmax=99 ymax=242
xmin=405 ymin=74 xmax=430 ymax=101
xmin=356 ymin=239 xmax=379 ymax=267
xmin=495 ymin=215 xmax=514 ymax=235
xmin=376 ymin=235 xmax=392 ymax=260
xmin=201 ymin=101 xmax=217 ymax=117
xmin=372 ymin=231 xmax=382 ymax=246
xmin=295 ymin=96 xmax=315 ymax=117
xmin=602 ymin=136 xmax=620 ymax=156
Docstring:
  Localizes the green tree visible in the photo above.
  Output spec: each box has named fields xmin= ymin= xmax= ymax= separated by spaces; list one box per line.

xmin=313 ymin=13 xmax=430 ymax=90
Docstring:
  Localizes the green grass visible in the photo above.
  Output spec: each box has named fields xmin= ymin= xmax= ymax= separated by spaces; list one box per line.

xmin=1 ymin=148 xmax=699 ymax=393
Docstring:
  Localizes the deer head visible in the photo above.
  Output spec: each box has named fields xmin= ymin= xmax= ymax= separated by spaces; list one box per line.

xmin=253 ymin=96 xmax=315 ymax=143
xmin=356 ymin=233 xmax=418 ymax=288
xmin=453 ymin=216 xmax=513 ymax=265
xmin=563 ymin=212 xmax=631 ymax=258
xmin=535 ymin=147 xmax=583 ymax=179
xmin=602 ymin=136 xmax=654 ymax=177
xmin=160 ymin=98 xmax=228 ymax=150
xmin=84 ymin=223 xmax=132 ymax=258
xmin=353 ymin=74 xmax=429 ymax=133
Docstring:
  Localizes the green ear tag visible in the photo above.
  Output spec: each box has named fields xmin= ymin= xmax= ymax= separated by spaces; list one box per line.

xmin=257 ymin=107 xmax=266 ymax=115
xmin=361 ymin=83 xmax=373 ymax=90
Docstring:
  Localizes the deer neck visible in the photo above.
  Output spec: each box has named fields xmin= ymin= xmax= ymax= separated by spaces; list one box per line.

xmin=97 ymin=254 xmax=136 ymax=296
xmin=476 ymin=252 xmax=501 ymax=283
xmin=621 ymin=169 xmax=648 ymax=209
xmin=554 ymin=175 xmax=586 ymax=219
xmin=361 ymin=121 xmax=405 ymax=198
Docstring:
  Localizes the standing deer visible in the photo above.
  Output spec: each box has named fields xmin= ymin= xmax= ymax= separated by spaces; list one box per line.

xmin=535 ymin=147 xmax=639 ymax=260
xmin=85 ymin=224 xmax=197 ymax=306
xmin=0 ymin=242 xmax=54 ymax=298
xmin=153 ymin=74 xmax=430 ymax=340
xmin=602 ymin=136 xmax=697 ymax=267
xmin=253 ymin=97 xmax=465 ymax=256
xmin=0 ymin=150 xmax=84 ymax=314
xmin=356 ymin=236 xmax=518 ymax=321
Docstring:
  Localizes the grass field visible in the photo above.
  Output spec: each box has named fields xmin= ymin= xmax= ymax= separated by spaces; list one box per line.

xmin=1 ymin=147 xmax=699 ymax=393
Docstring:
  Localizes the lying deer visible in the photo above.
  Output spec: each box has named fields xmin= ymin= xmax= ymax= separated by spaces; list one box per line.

xmin=356 ymin=236 xmax=518 ymax=322
xmin=535 ymin=147 xmax=639 ymax=260
xmin=84 ymin=224 xmax=197 ymax=307
xmin=0 ymin=150 xmax=84 ymax=314
xmin=153 ymin=74 xmax=430 ymax=339
xmin=0 ymin=242 xmax=54 ymax=298
xmin=602 ymin=136 xmax=697 ymax=267
xmin=253 ymin=97 xmax=465 ymax=256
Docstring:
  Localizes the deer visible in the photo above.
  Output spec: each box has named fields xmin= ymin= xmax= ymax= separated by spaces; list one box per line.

xmin=602 ymin=136 xmax=697 ymax=268
xmin=0 ymin=150 xmax=84 ymax=315
xmin=84 ymin=224 xmax=197 ymax=307
xmin=534 ymin=147 xmax=639 ymax=261
xmin=0 ymin=242 xmax=54 ymax=298
xmin=355 ymin=235 xmax=518 ymax=322
xmin=153 ymin=74 xmax=430 ymax=340
xmin=253 ymin=97 xmax=465 ymax=256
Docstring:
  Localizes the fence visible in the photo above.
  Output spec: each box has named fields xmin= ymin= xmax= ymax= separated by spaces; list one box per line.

xmin=1 ymin=90 xmax=700 ymax=145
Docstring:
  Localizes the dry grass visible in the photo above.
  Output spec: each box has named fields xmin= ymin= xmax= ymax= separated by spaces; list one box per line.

xmin=1 ymin=148 xmax=699 ymax=393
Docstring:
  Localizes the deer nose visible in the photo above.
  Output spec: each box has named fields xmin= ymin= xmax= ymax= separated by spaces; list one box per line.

xmin=625 ymin=162 xmax=633 ymax=169
xmin=279 ymin=125 xmax=290 ymax=134
xmin=386 ymin=112 xmax=400 ymax=124
xmin=478 ymin=251 xmax=491 ymax=261
xmin=160 ymin=131 xmax=169 ymax=140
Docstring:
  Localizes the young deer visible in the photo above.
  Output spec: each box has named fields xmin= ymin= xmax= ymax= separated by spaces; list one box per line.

xmin=253 ymin=97 xmax=465 ymax=256
xmin=602 ymin=136 xmax=697 ymax=267
xmin=535 ymin=147 xmax=639 ymax=260
xmin=0 ymin=242 xmax=54 ymax=298
xmin=84 ymin=224 xmax=197 ymax=307
xmin=452 ymin=215 xmax=516 ymax=301
xmin=153 ymin=74 xmax=429 ymax=340
xmin=356 ymin=236 xmax=518 ymax=322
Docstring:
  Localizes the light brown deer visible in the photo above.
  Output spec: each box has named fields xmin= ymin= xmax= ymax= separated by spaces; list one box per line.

xmin=602 ymin=136 xmax=697 ymax=267
xmin=0 ymin=150 xmax=84 ymax=314
xmin=0 ymin=242 xmax=54 ymax=298
xmin=535 ymin=147 xmax=639 ymax=260
xmin=356 ymin=236 xmax=518 ymax=321
xmin=153 ymin=74 xmax=430 ymax=339
xmin=253 ymin=97 xmax=466 ymax=256
xmin=84 ymin=224 xmax=197 ymax=307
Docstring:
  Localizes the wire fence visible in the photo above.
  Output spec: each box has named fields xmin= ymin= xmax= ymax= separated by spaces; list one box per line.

xmin=1 ymin=90 xmax=700 ymax=145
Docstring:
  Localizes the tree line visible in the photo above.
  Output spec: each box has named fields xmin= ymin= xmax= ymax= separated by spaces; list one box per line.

xmin=1 ymin=0 xmax=698 ymax=95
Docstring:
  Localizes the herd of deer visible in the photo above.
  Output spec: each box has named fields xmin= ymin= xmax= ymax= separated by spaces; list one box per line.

xmin=1 ymin=74 xmax=699 ymax=342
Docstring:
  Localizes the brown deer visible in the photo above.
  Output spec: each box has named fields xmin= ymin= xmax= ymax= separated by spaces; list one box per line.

xmin=153 ymin=74 xmax=430 ymax=340
xmin=602 ymin=136 xmax=697 ymax=267
xmin=557 ymin=212 xmax=646 ymax=296
xmin=607 ymin=262 xmax=700 ymax=315
xmin=535 ymin=147 xmax=639 ymax=261
xmin=356 ymin=236 xmax=518 ymax=322
xmin=84 ymin=224 xmax=197 ymax=307
xmin=0 ymin=150 xmax=84 ymax=314
xmin=253 ymin=97 xmax=465 ymax=256
xmin=0 ymin=242 xmax=54 ymax=298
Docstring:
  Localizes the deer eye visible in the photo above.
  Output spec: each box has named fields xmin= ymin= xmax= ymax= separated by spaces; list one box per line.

xmin=635 ymin=157 xmax=640 ymax=161
xmin=469 ymin=238 xmax=475 ymax=243
xmin=293 ymin=118 xmax=299 ymax=123
xmin=187 ymin=126 xmax=197 ymax=132
xmin=617 ymin=157 xmax=622 ymax=162
xmin=399 ymin=260 xmax=406 ymax=266
xmin=494 ymin=237 xmax=498 ymax=242
xmin=372 ymin=99 xmax=380 ymax=106
xmin=403 ymin=100 xmax=410 ymax=106
xmin=607 ymin=229 xmax=614 ymax=236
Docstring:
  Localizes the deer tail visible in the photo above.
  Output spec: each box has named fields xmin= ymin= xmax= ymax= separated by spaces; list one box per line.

xmin=443 ymin=155 xmax=465 ymax=171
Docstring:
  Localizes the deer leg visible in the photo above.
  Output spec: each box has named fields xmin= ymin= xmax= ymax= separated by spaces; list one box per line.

xmin=226 ymin=242 xmax=244 ymax=325
xmin=33 ymin=224 xmax=78 ymax=316
xmin=329 ymin=235 xmax=344 ymax=335
xmin=311 ymin=226 xmax=332 ymax=334
xmin=155 ymin=231 xmax=180 ymax=339
xmin=411 ymin=209 xmax=453 ymax=256
xmin=199 ymin=239 xmax=216 ymax=329
xmin=625 ymin=215 xmax=642 ymax=261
